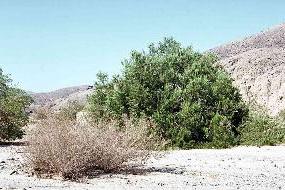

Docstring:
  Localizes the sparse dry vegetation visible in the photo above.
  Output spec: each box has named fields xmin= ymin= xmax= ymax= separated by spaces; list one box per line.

xmin=31 ymin=106 xmax=50 ymax=120
xmin=26 ymin=113 xmax=164 ymax=180
xmin=57 ymin=100 xmax=84 ymax=121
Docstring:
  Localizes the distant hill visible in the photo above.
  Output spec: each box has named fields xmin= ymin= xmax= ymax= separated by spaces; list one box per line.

xmin=30 ymin=85 xmax=93 ymax=111
xmin=210 ymin=23 xmax=285 ymax=115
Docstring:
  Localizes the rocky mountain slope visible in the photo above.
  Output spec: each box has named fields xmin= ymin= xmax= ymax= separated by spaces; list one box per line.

xmin=210 ymin=23 xmax=285 ymax=115
xmin=30 ymin=85 xmax=93 ymax=111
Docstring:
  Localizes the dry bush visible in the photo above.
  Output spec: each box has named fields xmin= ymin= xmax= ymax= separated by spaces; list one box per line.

xmin=31 ymin=101 xmax=84 ymax=122
xmin=31 ymin=106 xmax=52 ymax=121
xmin=57 ymin=100 xmax=84 ymax=121
xmin=25 ymin=115 xmax=163 ymax=180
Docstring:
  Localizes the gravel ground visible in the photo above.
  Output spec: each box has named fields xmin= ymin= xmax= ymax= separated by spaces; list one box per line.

xmin=0 ymin=145 xmax=284 ymax=190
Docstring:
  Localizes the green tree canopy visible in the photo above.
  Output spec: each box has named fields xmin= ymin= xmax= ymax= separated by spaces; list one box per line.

xmin=89 ymin=38 xmax=248 ymax=148
xmin=0 ymin=69 xmax=32 ymax=141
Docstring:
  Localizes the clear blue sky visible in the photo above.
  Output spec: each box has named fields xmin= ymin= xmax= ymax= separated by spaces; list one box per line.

xmin=1 ymin=0 xmax=284 ymax=92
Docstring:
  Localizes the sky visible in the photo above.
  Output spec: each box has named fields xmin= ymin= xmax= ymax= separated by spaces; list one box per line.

xmin=0 ymin=0 xmax=284 ymax=92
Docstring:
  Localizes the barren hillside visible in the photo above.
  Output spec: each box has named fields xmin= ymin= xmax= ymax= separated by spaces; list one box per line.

xmin=29 ymin=85 xmax=93 ymax=111
xmin=210 ymin=24 xmax=285 ymax=115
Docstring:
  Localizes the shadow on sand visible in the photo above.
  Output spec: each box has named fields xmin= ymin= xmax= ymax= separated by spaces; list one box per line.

xmin=83 ymin=166 xmax=185 ymax=180
xmin=0 ymin=141 xmax=28 ymax=147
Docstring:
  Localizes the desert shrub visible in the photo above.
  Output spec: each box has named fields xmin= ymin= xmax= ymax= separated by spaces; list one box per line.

xmin=31 ymin=106 xmax=51 ymax=120
xmin=30 ymin=101 xmax=84 ymax=122
xmin=32 ymin=101 xmax=84 ymax=122
xmin=57 ymin=100 xmax=85 ymax=121
xmin=279 ymin=109 xmax=285 ymax=121
xmin=0 ymin=68 xmax=32 ymax=141
xmin=199 ymin=113 xmax=240 ymax=148
xmin=240 ymin=113 xmax=285 ymax=146
xmin=88 ymin=38 xmax=248 ymax=148
xmin=26 ymin=114 xmax=162 ymax=180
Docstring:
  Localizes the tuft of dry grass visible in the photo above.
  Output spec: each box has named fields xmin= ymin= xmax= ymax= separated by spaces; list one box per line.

xmin=30 ymin=106 xmax=51 ymax=121
xmin=25 ymin=114 xmax=163 ymax=180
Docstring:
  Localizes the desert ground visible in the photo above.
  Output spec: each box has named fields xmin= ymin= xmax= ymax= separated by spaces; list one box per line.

xmin=0 ymin=144 xmax=284 ymax=190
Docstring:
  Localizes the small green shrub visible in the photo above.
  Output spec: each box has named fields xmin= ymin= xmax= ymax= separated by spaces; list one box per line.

xmin=200 ymin=113 xmax=239 ymax=148
xmin=278 ymin=109 xmax=285 ymax=121
xmin=0 ymin=69 xmax=32 ymax=141
xmin=88 ymin=38 xmax=248 ymax=148
xmin=240 ymin=113 xmax=285 ymax=146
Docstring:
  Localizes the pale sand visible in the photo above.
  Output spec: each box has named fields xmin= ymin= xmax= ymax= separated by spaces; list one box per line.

xmin=0 ymin=145 xmax=284 ymax=190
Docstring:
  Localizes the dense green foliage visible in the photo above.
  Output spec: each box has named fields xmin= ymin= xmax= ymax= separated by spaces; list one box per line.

xmin=88 ymin=38 xmax=248 ymax=148
xmin=240 ymin=113 xmax=285 ymax=146
xmin=0 ymin=69 xmax=32 ymax=141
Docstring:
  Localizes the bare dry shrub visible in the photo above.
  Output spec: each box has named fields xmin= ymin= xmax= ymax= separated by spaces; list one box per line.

xmin=25 ymin=115 xmax=163 ymax=180
xmin=57 ymin=100 xmax=84 ymax=121
xmin=31 ymin=106 xmax=51 ymax=120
